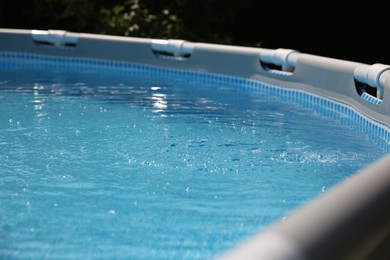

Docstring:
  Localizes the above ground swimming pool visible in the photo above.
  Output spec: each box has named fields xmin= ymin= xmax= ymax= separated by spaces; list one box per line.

xmin=1 ymin=29 xmax=390 ymax=259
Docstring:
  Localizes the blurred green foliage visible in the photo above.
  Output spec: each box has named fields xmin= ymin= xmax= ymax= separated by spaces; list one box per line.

xmin=99 ymin=0 xmax=181 ymax=39
xmin=0 ymin=0 xmax=256 ymax=46
xmin=1 ymin=0 xmax=388 ymax=64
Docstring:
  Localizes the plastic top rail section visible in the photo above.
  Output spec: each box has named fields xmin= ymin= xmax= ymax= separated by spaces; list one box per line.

xmin=1 ymin=28 xmax=390 ymax=126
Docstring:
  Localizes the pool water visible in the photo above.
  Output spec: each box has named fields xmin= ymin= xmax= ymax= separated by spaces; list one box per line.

xmin=0 ymin=66 xmax=387 ymax=259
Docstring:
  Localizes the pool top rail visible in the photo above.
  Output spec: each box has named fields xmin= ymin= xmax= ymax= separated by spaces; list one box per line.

xmin=218 ymin=153 xmax=390 ymax=260
xmin=1 ymin=28 xmax=390 ymax=126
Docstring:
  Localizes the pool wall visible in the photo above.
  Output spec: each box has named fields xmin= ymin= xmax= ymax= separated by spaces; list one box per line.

xmin=1 ymin=28 xmax=389 ymax=259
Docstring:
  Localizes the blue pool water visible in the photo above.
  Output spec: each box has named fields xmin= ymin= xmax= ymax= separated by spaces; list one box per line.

xmin=0 ymin=62 xmax=387 ymax=259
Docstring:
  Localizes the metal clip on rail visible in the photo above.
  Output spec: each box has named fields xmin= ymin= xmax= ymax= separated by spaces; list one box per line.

xmin=151 ymin=39 xmax=194 ymax=60
xmin=354 ymin=63 xmax=390 ymax=103
xmin=31 ymin=30 xmax=78 ymax=48
xmin=259 ymin=48 xmax=300 ymax=74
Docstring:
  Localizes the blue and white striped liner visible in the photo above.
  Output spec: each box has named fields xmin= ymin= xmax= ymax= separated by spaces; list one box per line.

xmin=1 ymin=51 xmax=389 ymax=151
xmin=361 ymin=92 xmax=382 ymax=105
